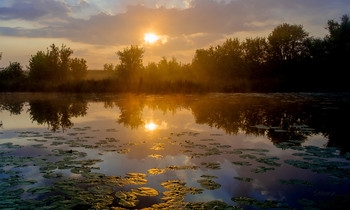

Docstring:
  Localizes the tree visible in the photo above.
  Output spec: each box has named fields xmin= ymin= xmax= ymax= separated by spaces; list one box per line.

xmin=243 ymin=37 xmax=268 ymax=68
xmin=103 ymin=63 xmax=114 ymax=71
xmin=0 ymin=62 xmax=27 ymax=90
xmin=216 ymin=38 xmax=245 ymax=78
xmin=70 ymin=58 xmax=88 ymax=81
xmin=191 ymin=47 xmax=216 ymax=82
xmin=28 ymin=44 xmax=73 ymax=84
xmin=326 ymin=14 xmax=350 ymax=59
xmin=267 ymin=23 xmax=309 ymax=62
xmin=116 ymin=45 xmax=144 ymax=82
xmin=0 ymin=62 xmax=25 ymax=80
xmin=28 ymin=44 xmax=90 ymax=86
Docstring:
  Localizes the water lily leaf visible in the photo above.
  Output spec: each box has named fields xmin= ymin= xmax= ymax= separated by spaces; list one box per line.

xmin=151 ymin=143 xmax=165 ymax=151
xmin=279 ymin=179 xmax=314 ymax=186
xmin=232 ymin=161 xmax=252 ymax=166
xmin=255 ymin=157 xmax=281 ymax=167
xmin=234 ymin=177 xmax=253 ymax=182
xmin=239 ymin=154 xmax=256 ymax=159
xmin=82 ymin=172 xmax=105 ymax=179
xmin=0 ymin=142 xmax=22 ymax=149
xmin=88 ymin=186 xmax=114 ymax=195
xmin=124 ymin=173 xmax=148 ymax=185
xmin=27 ymin=186 xmax=53 ymax=194
xmin=251 ymin=166 xmax=275 ymax=173
xmin=203 ymin=200 xmax=240 ymax=209
xmin=201 ymin=162 xmax=221 ymax=170
xmin=148 ymin=154 xmax=163 ymax=158
xmin=115 ymin=191 xmax=139 ymax=207
xmin=19 ymin=179 xmax=38 ymax=185
xmin=200 ymin=175 xmax=218 ymax=179
xmin=43 ymin=172 xmax=63 ymax=179
xmin=166 ymin=165 xmax=199 ymax=170
xmin=232 ymin=197 xmax=288 ymax=208
xmin=116 ymin=148 xmax=130 ymax=154
xmin=71 ymin=167 xmax=91 ymax=174
xmin=131 ymin=187 xmax=159 ymax=196
xmin=147 ymin=168 xmax=166 ymax=175
xmin=197 ymin=179 xmax=221 ymax=190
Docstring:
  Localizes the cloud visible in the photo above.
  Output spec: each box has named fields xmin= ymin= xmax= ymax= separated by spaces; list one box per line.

xmin=0 ymin=0 xmax=71 ymax=21
xmin=3 ymin=0 xmax=349 ymax=45
xmin=1 ymin=0 xmax=350 ymax=67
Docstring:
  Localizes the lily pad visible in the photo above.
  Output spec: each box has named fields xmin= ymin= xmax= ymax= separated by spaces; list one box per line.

xmin=239 ymin=154 xmax=256 ymax=159
xmin=197 ymin=179 xmax=221 ymax=190
xmin=148 ymin=154 xmax=163 ymax=158
xmin=201 ymin=162 xmax=221 ymax=170
xmin=255 ymin=157 xmax=281 ymax=167
xmin=251 ymin=166 xmax=275 ymax=173
xmin=234 ymin=177 xmax=253 ymax=182
xmin=232 ymin=197 xmax=288 ymax=208
xmin=147 ymin=168 xmax=166 ymax=175
xmin=166 ymin=165 xmax=199 ymax=170
xmin=151 ymin=143 xmax=165 ymax=151
xmin=279 ymin=179 xmax=314 ymax=186
xmin=88 ymin=186 xmax=114 ymax=195
xmin=27 ymin=186 xmax=53 ymax=194
xmin=200 ymin=175 xmax=218 ymax=179
xmin=131 ymin=187 xmax=159 ymax=196
xmin=115 ymin=191 xmax=139 ymax=207
xmin=232 ymin=161 xmax=252 ymax=166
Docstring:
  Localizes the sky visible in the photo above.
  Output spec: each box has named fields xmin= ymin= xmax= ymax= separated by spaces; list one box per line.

xmin=0 ymin=0 xmax=349 ymax=69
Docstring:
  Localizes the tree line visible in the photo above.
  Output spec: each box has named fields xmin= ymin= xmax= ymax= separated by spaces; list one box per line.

xmin=1 ymin=15 xmax=349 ymax=92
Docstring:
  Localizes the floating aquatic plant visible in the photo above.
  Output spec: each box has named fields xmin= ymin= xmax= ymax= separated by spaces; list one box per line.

xmin=234 ymin=177 xmax=254 ymax=182
xmin=251 ymin=166 xmax=275 ymax=173
xmin=147 ymin=168 xmax=166 ymax=175
xmin=197 ymin=179 xmax=221 ymax=190
xmin=166 ymin=165 xmax=199 ymax=170
xmin=200 ymin=162 xmax=221 ymax=170
xmin=131 ymin=187 xmax=159 ymax=197
xmin=232 ymin=161 xmax=252 ymax=166
xmin=279 ymin=179 xmax=314 ymax=186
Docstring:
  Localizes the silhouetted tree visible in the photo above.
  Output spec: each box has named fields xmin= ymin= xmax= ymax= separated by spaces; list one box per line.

xmin=326 ymin=14 xmax=350 ymax=61
xmin=103 ymin=63 xmax=115 ymax=72
xmin=0 ymin=62 xmax=27 ymax=90
xmin=70 ymin=57 xmax=88 ymax=81
xmin=267 ymin=23 xmax=309 ymax=62
xmin=242 ymin=37 xmax=268 ymax=70
xmin=29 ymin=44 xmax=73 ymax=84
xmin=0 ymin=62 xmax=25 ymax=80
xmin=192 ymin=47 xmax=216 ymax=83
xmin=116 ymin=45 xmax=144 ymax=83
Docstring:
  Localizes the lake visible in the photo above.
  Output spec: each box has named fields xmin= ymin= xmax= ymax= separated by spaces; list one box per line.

xmin=0 ymin=93 xmax=350 ymax=209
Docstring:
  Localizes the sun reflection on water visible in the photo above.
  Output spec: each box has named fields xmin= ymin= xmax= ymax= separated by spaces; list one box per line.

xmin=145 ymin=122 xmax=158 ymax=131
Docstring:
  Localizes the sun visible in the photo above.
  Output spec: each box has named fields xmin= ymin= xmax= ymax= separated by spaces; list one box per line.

xmin=144 ymin=33 xmax=160 ymax=44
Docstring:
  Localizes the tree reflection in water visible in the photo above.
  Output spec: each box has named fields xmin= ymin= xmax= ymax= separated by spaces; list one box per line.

xmin=1 ymin=93 xmax=349 ymax=152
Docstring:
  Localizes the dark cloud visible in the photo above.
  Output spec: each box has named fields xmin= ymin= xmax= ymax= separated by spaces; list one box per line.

xmin=0 ymin=0 xmax=71 ymax=21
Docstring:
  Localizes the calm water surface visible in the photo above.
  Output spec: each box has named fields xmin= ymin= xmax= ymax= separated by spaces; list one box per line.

xmin=0 ymin=93 xmax=350 ymax=209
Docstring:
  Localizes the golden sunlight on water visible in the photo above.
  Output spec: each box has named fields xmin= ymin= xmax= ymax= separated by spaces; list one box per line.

xmin=145 ymin=121 xmax=158 ymax=131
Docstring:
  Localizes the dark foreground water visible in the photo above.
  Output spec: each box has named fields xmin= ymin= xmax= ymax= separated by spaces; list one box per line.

xmin=0 ymin=93 xmax=350 ymax=209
